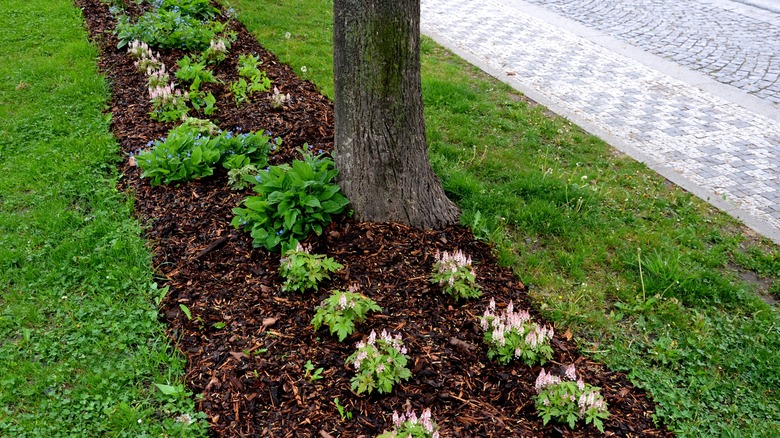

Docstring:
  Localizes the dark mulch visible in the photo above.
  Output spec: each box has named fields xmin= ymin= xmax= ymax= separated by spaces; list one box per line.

xmin=75 ymin=0 xmax=672 ymax=436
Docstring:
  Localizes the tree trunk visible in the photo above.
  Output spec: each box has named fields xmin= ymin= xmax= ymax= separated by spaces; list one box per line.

xmin=333 ymin=0 xmax=460 ymax=229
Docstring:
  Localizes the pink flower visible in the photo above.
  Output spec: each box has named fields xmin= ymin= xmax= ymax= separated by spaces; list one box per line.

xmin=565 ymin=364 xmax=577 ymax=381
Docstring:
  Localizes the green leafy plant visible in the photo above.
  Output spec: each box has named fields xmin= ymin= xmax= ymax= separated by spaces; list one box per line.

xmin=231 ymin=152 xmax=350 ymax=251
xmin=430 ymin=249 xmax=482 ymax=299
xmin=137 ymin=123 xmax=274 ymax=186
xmin=227 ymin=164 xmax=259 ymax=189
xmin=115 ymin=9 xmax=226 ymax=50
xmin=152 ymin=0 xmax=220 ymax=20
xmin=217 ymin=130 xmax=278 ymax=171
xmin=229 ymin=54 xmax=272 ymax=104
xmin=136 ymin=124 xmax=222 ymax=185
xmin=175 ymin=55 xmax=217 ymax=85
xmin=303 ymin=360 xmax=324 ymax=382
xmin=312 ymin=286 xmax=382 ymax=341
xmin=535 ymin=366 xmax=609 ymax=432
xmin=479 ymin=298 xmax=554 ymax=366
xmin=333 ymin=398 xmax=353 ymax=421
xmin=377 ymin=406 xmax=440 ymax=438
xmin=278 ymin=243 xmax=343 ymax=292
xmin=346 ymin=329 xmax=411 ymax=395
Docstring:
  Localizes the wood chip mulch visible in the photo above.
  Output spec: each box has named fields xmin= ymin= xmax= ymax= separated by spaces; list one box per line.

xmin=75 ymin=0 xmax=673 ymax=436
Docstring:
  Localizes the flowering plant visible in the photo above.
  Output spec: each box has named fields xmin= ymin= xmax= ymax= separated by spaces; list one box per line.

xmin=127 ymin=40 xmax=162 ymax=73
xmin=146 ymin=64 xmax=170 ymax=89
xmin=269 ymin=86 xmax=291 ymax=110
xmin=347 ymin=330 xmax=411 ymax=394
xmin=202 ymin=36 xmax=232 ymax=64
xmin=231 ymin=151 xmax=350 ymax=252
xmin=535 ymin=365 xmax=609 ymax=432
xmin=312 ymin=286 xmax=381 ymax=341
xmin=430 ymin=250 xmax=481 ymax=299
xmin=377 ymin=406 xmax=440 ymax=438
xmin=148 ymin=82 xmax=189 ymax=122
xmin=480 ymin=298 xmax=553 ymax=366
xmin=278 ymin=244 xmax=343 ymax=293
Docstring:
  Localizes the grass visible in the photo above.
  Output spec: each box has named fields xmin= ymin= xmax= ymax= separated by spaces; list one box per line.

xmin=228 ymin=0 xmax=780 ymax=435
xmin=0 ymin=0 xmax=207 ymax=435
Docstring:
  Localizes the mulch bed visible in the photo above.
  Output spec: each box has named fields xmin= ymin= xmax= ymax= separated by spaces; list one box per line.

xmin=75 ymin=0 xmax=673 ymax=436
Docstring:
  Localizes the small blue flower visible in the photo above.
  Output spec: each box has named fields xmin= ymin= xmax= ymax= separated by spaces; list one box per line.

xmin=255 ymin=175 xmax=262 ymax=182
xmin=276 ymin=229 xmax=284 ymax=236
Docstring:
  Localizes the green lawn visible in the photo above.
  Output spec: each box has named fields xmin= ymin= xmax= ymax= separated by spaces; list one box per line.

xmin=229 ymin=0 xmax=779 ymax=435
xmin=0 ymin=0 xmax=206 ymax=435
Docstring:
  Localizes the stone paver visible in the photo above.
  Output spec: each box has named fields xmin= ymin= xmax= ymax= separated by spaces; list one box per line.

xmin=520 ymin=0 xmax=780 ymax=105
xmin=421 ymin=0 xmax=780 ymax=243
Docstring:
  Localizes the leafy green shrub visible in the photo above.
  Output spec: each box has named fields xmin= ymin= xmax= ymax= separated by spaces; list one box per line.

xmin=535 ymin=366 xmax=609 ymax=432
xmin=278 ymin=244 xmax=343 ymax=292
xmin=229 ymin=54 xmax=272 ymax=104
xmin=136 ymin=122 xmax=274 ymax=186
xmin=347 ymin=330 xmax=411 ymax=395
xmin=136 ymin=124 xmax=222 ymax=185
xmin=231 ymin=152 xmax=350 ymax=251
xmin=116 ymin=9 xmax=226 ymax=50
xmin=479 ymin=298 xmax=554 ymax=365
xmin=312 ymin=287 xmax=381 ymax=341
xmin=217 ymin=131 xmax=278 ymax=171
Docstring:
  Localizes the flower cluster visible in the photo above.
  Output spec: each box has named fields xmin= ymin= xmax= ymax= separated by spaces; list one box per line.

xmin=347 ymin=329 xmax=411 ymax=394
xmin=146 ymin=64 xmax=170 ymax=89
xmin=311 ymin=285 xmax=382 ymax=341
xmin=202 ymin=37 xmax=230 ymax=64
xmin=480 ymin=298 xmax=553 ymax=366
xmin=377 ymin=405 xmax=440 ymax=438
xmin=269 ymin=86 xmax=291 ymax=110
xmin=128 ymin=39 xmax=162 ymax=73
xmin=429 ymin=249 xmax=482 ymax=300
xmin=535 ymin=365 xmax=609 ymax=432
xmin=148 ymin=82 xmax=189 ymax=121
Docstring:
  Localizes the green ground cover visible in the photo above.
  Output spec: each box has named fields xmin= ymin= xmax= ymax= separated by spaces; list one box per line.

xmin=0 ymin=0 xmax=206 ymax=435
xmin=228 ymin=0 xmax=779 ymax=435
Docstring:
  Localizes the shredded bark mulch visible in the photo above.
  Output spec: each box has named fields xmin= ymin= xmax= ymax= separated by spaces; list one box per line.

xmin=75 ymin=0 xmax=673 ymax=436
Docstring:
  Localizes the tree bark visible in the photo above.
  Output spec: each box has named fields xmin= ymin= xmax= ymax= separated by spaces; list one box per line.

xmin=333 ymin=0 xmax=460 ymax=229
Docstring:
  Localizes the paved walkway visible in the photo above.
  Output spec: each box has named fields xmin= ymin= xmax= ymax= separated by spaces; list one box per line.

xmin=421 ymin=0 xmax=780 ymax=243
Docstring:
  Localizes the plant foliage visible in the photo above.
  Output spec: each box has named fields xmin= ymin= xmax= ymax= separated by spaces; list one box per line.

xmin=231 ymin=151 xmax=350 ymax=251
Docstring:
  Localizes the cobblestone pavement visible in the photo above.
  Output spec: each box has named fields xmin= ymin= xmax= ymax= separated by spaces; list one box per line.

xmin=520 ymin=0 xmax=780 ymax=105
xmin=421 ymin=0 xmax=780 ymax=242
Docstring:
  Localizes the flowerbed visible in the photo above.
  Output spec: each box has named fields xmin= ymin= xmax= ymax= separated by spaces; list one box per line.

xmin=76 ymin=0 xmax=671 ymax=435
